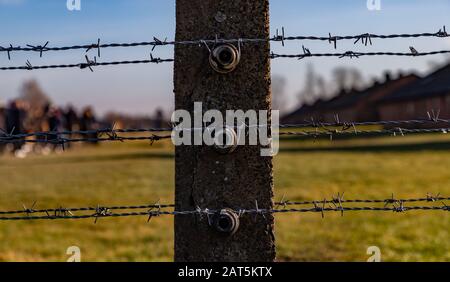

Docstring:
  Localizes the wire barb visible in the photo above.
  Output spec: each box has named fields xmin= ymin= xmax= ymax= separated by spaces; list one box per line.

xmin=152 ymin=37 xmax=168 ymax=51
xmin=86 ymin=38 xmax=101 ymax=57
xmin=273 ymin=27 xmax=286 ymax=46
xmin=328 ymin=33 xmax=338 ymax=49
xmin=427 ymin=193 xmax=441 ymax=202
xmin=147 ymin=200 xmax=162 ymax=222
xmin=436 ymin=26 xmax=448 ymax=37
xmin=93 ymin=206 xmax=112 ymax=224
xmin=0 ymin=44 xmax=14 ymax=60
xmin=26 ymin=41 xmax=49 ymax=57
xmin=442 ymin=202 xmax=450 ymax=212
xmin=392 ymin=201 xmax=406 ymax=213
xmin=25 ymin=60 xmax=33 ymax=70
xmin=409 ymin=46 xmax=419 ymax=56
xmin=339 ymin=51 xmax=360 ymax=59
xmin=80 ymin=55 xmax=97 ymax=72
xmin=22 ymin=201 xmax=37 ymax=217
xmin=253 ymin=200 xmax=263 ymax=222
xmin=354 ymin=33 xmax=373 ymax=46
xmin=332 ymin=192 xmax=345 ymax=217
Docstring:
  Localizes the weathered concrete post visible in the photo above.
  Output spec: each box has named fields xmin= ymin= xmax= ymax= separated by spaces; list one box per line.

xmin=174 ymin=0 xmax=275 ymax=262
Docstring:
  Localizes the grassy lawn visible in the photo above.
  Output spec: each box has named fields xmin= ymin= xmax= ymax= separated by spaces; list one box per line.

xmin=0 ymin=135 xmax=450 ymax=261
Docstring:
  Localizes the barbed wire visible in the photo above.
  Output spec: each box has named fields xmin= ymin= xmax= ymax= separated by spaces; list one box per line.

xmin=271 ymin=26 xmax=449 ymax=48
xmin=0 ymin=206 xmax=449 ymax=221
xmin=0 ymin=202 xmax=175 ymax=216
xmin=3 ymin=193 xmax=446 ymax=217
xmin=0 ymin=135 xmax=172 ymax=148
xmin=1 ymin=26 xmax=448 ymax=58
xmin=281 ymin=113 xmax=450 ymax=129
xmin=270 ymin=49 xmax=450 ymax=60
xmin=2 ymin=47 xmax=448 ymax=72
xmin=0 ymin=126 xmax=172 ymax=140
xmin=274 ymin=193 xmax=450 ymax=207
xmin=0 ymin=54 xmax=173 ymax=72
xmin=3 ymin=115 xmax=448 ymax=141
xmin=1 ymin=127 xmax=445 ymax=146
xmin=0 ymin=195 xmax=448 ymax=221
xmin=279 ymin=127 xmax=450 ymax=140
xmin=1 ymin=116 xmax=449 ymax=146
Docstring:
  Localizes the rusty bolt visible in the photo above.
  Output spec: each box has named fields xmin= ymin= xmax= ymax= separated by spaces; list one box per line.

xmin=214 ymin=11 xmax=227 ymax=23
xmin=209 ymin=43 xmax=241 ymax=74
xmin=213 ymin=126 xmax=238 ymax=154
xmin=213 ymin=209 xmax=240 ymax=236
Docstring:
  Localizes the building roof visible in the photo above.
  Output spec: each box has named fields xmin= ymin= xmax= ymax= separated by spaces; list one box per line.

xmin=283 ymin=72 xmax=420 ymax=122
xmin=282 ymin=98 xmax=328 ymax=121
xmin=319 ymin=85 xmax=376 ymax=111
xmin=321 ymin=73 xmax=420 ymax=111
xmin=379 ymin=63 xmax=450 ymax=103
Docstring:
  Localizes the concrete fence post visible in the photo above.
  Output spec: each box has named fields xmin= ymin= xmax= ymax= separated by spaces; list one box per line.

xmin=174 ymin=0 xmax=275 ymax=262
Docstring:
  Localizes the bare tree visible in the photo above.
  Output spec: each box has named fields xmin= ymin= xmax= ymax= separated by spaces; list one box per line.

xmin=295 ymin=65 xmax=366 ymax=107
xmin=316 ymin=76 xmax=327 ymax=98
xmin=332 ymin=67 xmax=365 ymax=92
xmin=271 ymin=75 xmax=287 ymax=112
xmin=19 ymin=80 xmax=51 ymax=110
xmin=297 ymin=64 xmax=326 ymax=105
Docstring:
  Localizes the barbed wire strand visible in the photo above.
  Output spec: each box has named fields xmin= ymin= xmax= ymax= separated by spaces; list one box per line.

xmin=2 ymin=48 xmax=449 ymax=72
xmin=0 ymin=204 xmax=448 ymax=221
xmin=280 ymin=115 xmax=450 ymax=129
xmin=0 ymin=126 xmax=173 ymax=141
xmin=1 ymin=122 xmax=449 ymax=146
xmin=1 ymin=112 xmax=450 ymax=138
xmin=3 ymin=194 xmax=447 ymax=217
xmin=1 ymin=26 xmax=448 ymax=57
xmin=0 ymin=134 xmax=172 ymax=147
xmin=278 ymin=127 xmax=450 ymax=139
xmin=274 ymin=193 xmax=450 ymax=207
xmin=270 ymin=50 xmax=450 ymax=60
xmin=0 ymin=55 xmax=174 ymax=71
xmin=0 ymin=203 xmax=176 ymax=216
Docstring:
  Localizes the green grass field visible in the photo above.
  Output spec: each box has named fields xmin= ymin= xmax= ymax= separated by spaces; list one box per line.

xmin=1 ymin=134 xmax=450 ymax=262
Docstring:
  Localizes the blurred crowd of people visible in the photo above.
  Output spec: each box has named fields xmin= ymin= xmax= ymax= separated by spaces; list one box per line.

xmin=0 ymin=100 xmax=98 ymax=158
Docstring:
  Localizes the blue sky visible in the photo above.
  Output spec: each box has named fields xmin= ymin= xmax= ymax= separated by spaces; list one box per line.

xmin=1 ymin=0 xmax=450 ymax=115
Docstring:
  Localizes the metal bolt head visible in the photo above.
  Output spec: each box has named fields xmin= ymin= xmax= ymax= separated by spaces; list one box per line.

xmin=209 ymin=43 xmax=241 ymax=74
xmin=214 ymin=11 xmax=227 ymax=23
xmin=213 ymin=126 xmax=238 ymax=154
xmin=213 ymin=209 xmax=240 ymax=236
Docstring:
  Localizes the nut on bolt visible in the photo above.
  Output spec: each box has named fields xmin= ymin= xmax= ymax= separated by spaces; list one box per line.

xmin=209 ymin=43 xmax=241 ymax=74
xmin=213 ymin=209 xmax=240 ymax=236
xmin=213 ymin=126 xmax=238 ymax=154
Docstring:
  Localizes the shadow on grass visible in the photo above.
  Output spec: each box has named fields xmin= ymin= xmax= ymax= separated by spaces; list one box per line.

xmin=280 ymin=141 xmax=450 ymax=153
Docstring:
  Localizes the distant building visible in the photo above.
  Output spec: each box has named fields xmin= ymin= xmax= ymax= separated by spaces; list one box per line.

xmin=283 ymin=72 xmax=419 ymax=124
xmin=378 ymin=64 xmax=450 ymax=121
